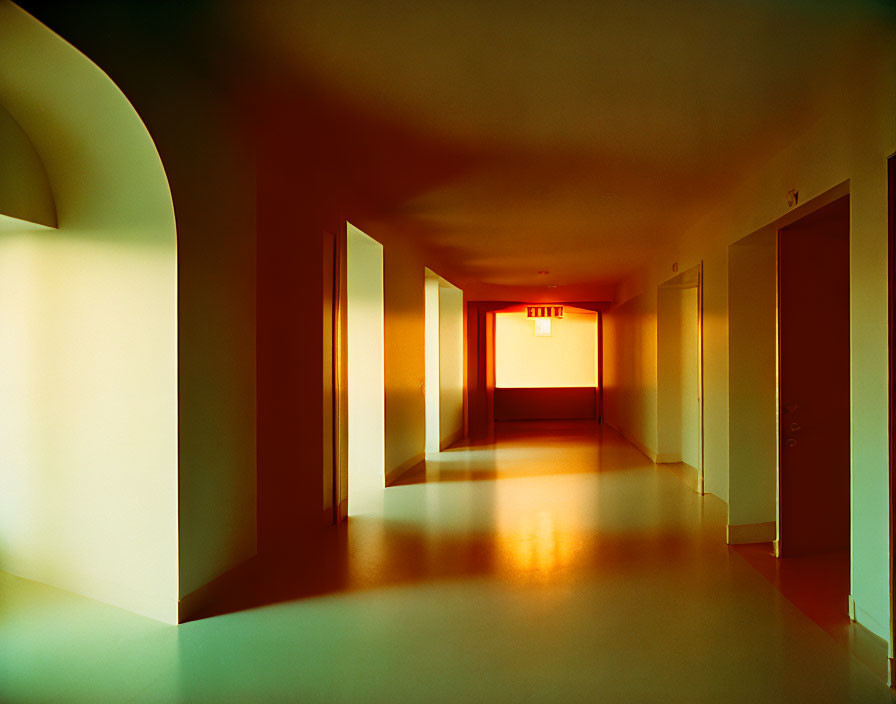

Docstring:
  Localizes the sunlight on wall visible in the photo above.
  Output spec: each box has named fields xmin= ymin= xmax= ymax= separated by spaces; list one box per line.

xmin=0 ymin=1 xmax=178 ymax=623
xmin=347 ymin=223 xmax=385 ymax=493
xmin=496 ymin=309 xmax=596 ymax=388
xmin=424 ymin=273 xmax=440 ymax=452
xmin=0 ymin=236 xmax=177 ymax=619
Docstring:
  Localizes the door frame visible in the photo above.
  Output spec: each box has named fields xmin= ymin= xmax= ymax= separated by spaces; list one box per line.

xmin=697 ymin=264 xmax=705 ymax=493
xmin=333 ymin=221 xmax=349 ymax=522
xmin=887 ymin=152 xmax=895 ymax=683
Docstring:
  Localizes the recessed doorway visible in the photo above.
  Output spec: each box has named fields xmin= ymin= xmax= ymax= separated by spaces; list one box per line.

xmin=656 ymin=264 xmax=703 ymax=493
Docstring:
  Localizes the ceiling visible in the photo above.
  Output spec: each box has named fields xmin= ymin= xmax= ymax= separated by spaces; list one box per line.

xmin=238 ymin=0 xmax=892 ymax=300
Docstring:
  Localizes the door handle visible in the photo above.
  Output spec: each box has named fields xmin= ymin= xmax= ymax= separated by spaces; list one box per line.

xmin=789 ymin=423 xmax=801 ymax=433
xmin=785 ymin=438 xmax=797 ymax=448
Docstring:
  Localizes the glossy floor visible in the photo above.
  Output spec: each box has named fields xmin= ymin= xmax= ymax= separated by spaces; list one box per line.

xmin=0 ymin=422 xmax=891 ymax=703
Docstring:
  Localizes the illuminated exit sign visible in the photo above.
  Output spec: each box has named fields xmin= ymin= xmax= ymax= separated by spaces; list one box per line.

xmin=527 ymin=305 xmax=563 ymax=318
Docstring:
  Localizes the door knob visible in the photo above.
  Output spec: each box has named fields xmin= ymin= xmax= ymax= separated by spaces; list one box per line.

xmin=790 ymin=423 xmax=801 ymax=433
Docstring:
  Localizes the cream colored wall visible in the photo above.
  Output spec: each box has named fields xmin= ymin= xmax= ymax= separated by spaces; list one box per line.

xmin=605 ymin=44 xmax=896 ymax=639
xmin=347 ymin=223 xmax=385 ymax=492
xmin=728 ymin=230 xmax=777 ymax=529
xmin=438 ymin=285 xmax=465 ymax=448
xmin=656 ymin=285 xmax=698 ymax=467
xmin=495 ymin=310 xmax=596 ymax=388
xmin=679 ymin=288 xmax=699 ymax=468
xmin=656 ymin=288 xmax=682 ymax=462
xmin=603 ymin=294 xmax=657 ymax=461
xmin=0 ymin=2 xmax=178 ymax=623
xmin=424 ymin=273 xmax=440 ymax=453
xmin=383 ymin=240 xmax=426 ymax=479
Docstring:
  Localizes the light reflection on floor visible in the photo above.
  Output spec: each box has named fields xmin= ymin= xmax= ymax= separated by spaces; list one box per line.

xmin=0 ymin=421 xmax=891 ymax=703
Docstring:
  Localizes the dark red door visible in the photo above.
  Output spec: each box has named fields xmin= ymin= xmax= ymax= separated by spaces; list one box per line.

xmin=778 ymin=196 xmax=850 ymax=556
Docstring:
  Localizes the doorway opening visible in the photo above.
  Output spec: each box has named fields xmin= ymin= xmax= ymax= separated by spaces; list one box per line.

xmin=424 ymin=269 xmax=464 ymax=454
xmin=656 ymin=264 xmax=704 ymax=493
xmin=729 ymin=186 xmax=885 ymax=679
xmin=493 ymin=306 xmax=599 ymax=422
xmin=344 ymin=222 xmax=385 ymax=515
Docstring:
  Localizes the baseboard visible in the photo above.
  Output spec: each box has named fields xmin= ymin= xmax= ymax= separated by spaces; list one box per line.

xmin=605 ymin=421 xmax=658 ymax=462
xmin=849 ymin=595 xmax=890 ymax=641
xmin=726 ymin=521 xmax=776 ymax=545
xmin=0 ymin=560 xmax=178 ymax=625
xmin=662 ymin=461 xmax=701 ymax=493
xmin=385 ymin=452 xmax=425 ymax=486
xmin=178 ymin=555 xmax=259 ymax=624
xmin=439 ymin=428 xmax=465 ymax=451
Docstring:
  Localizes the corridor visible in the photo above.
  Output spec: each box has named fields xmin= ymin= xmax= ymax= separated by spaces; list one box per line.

xmin=0 ymin=422 xmax=889 ymax=703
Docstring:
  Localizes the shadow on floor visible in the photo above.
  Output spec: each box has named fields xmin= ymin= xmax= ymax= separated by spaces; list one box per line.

xmin=732 ymin=543 xmax=888 ymax=682
xmin=394 ymin=421 xmax=639 ymax=486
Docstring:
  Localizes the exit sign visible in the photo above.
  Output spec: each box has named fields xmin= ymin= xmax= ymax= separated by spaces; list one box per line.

xmin=527 ymin=305 xmax=563 ymax=318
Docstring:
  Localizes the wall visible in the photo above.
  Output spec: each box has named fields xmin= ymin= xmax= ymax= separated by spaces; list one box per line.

xmin=439 ymin=284 xmax=465 ymax=448
xmin=347 ymin=223 xmax=385 ymax=491
xmin=656 ymin=288 xmax=682 ymax=462
xmin=424 ymin=273 xmax=440 ymax=452
xmin=383 ymin=236 xmax=426 ymax=480
xmin=679 ymin=288 xmax=699 ymax=468
xmin=8 ymin=0 xmax=259 ymax=616
xmin=604 ymin=43 xmax=896 ymax=639
xmin=495 ymin=310 xmax=596 ymax=388
xmin=0 ymin=102 xmax=55 ymax=228
xmin=0 ymin=2 xmax=178 ymax=623
xmin=603 ymin=292 xmax=658 ymax=461
xmin=728 ymin=229 xmax=777 ymax=531
xmin=656 ymin=284 xmax=699 ymax=467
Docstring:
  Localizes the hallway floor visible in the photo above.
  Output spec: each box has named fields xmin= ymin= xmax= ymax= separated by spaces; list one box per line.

xmin=1 ymin=422 xmax=891 ymax=703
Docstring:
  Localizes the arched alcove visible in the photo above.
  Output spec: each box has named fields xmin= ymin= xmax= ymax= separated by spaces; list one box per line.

xmin=0 ymin=0 xmax=179 ymax=623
